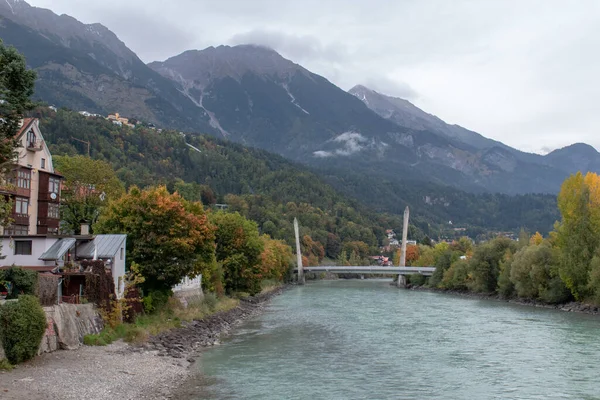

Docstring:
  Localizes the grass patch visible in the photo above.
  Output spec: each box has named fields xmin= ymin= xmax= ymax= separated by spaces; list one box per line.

xmin=260 ymin=279 xmax=282 ymax=293
xmin=0 ymin=359 xmax=14 ymax=371
xmin=84 ymin=295 xmax=240 ymax=346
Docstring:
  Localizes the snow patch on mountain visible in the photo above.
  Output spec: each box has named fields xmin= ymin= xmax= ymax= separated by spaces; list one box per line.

xmin=282 ymin=83 xmax=309 ymax=115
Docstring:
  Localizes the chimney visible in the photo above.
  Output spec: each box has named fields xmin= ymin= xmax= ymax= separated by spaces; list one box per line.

xmin=81 ymin=223 xmax=90 ymax=236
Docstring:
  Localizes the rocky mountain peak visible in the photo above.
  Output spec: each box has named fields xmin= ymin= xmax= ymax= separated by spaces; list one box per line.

xmin=0 ymin=0 xmax=135 ymax=63
xmin=149 ymin=44 xmax=307 ymax=89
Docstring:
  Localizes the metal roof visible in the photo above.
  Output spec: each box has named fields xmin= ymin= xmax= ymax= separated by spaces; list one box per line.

xmin=39 ymin=238 xmax=76 ymax=261
xmin=76 ymin=235 xmax=126 ymax=259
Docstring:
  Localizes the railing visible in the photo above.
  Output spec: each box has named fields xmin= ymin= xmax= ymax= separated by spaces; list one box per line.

xmin=12 ymin=213 xmax=29 ymax=226
xmin=26 ymin=139 xmax=43 ymax=151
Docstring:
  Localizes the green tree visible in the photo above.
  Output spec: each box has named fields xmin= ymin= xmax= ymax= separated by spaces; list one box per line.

xmin=510 ymin=242 xmax=554 ymax=299
xmin=210 ymin=211 xmax=264 ymax=295
xmin=325 ymin=233 xmax=342 ymax=259
xmin=54 ymin=155 xmax=125 ymax=234
xmin=468 ymin=237 xmax=516 ymax=293
xmin=0 ymin=41 xmax=36 ymax=166
xmin=555 ymin=172 xmax=600 ymax=300
xmin=95 ymin=186 xmax=215 ymax=292
xmin=0 ymin=42 xmax=36 ymax=229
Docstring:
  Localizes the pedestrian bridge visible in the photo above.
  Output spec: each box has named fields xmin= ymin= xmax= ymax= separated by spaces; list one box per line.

xmin=294 ymin=266 xmax=435 ymax=276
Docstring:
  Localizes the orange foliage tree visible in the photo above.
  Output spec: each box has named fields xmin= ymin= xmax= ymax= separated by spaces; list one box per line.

xmin=95 ymin=186 xmax=216 ymax=292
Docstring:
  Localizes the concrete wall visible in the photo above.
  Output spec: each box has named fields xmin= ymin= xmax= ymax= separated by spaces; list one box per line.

xmin=173 ymin=275 xmax=203 ymax=308
xmin=0 ymin=302 xmax=103 ymax=362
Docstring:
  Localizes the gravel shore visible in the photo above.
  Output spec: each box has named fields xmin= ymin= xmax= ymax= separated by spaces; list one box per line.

xmin=0 ymin=286 xmax=286 ymax=400
xmin=0 ymin=342 xmax=188 ymax=400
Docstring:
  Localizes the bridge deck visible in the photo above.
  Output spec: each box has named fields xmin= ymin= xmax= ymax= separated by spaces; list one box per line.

xmin=294 ymin=266 xmax=435 ymax=276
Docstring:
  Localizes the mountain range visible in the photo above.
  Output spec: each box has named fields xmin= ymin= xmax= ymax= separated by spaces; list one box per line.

xmin=0 ymin=0 xmax=598 ymax=205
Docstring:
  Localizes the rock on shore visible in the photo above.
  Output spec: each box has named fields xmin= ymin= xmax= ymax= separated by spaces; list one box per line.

xmin=409 ymin=285 xmax=600 ymax=315
xmin=0 ymin=286 xmax=286 ymax=400
xmin=142 ymin=286 xmax=286 ymax=359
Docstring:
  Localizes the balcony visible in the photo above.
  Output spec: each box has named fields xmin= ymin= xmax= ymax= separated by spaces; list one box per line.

xmin=38 ymin=191 xmax=60 ymax=202
xmin=26 ymin=139 xmax=43 ymax=152
xmin=12 ymin=213 xmax=29 ymax=226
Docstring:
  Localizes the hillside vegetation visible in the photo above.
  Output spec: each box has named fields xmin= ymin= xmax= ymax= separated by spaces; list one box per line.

xmin=34 ymin=108 xmax=558 ymax=250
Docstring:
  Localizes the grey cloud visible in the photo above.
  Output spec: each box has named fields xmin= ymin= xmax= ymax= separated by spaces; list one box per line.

xmin=332 ymin=132 xmax=368 ymax=156
xmin=26 ymin=0 xmax=600 ymax=151
xmin=361 ymin=76 xmax=418 ymax=100
xmin=229 ymin=29 xmax=350 ymax=65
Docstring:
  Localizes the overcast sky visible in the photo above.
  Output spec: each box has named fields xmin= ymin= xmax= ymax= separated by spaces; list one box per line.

xmin=28 ymin=0 xmax=600 ymax=153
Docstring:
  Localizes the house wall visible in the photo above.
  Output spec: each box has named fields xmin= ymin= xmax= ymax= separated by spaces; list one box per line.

xmin=15 ymin=119 xmax=58 ymax=235
xmin=0 ymin=237 xmax=58 ymax=267
xmin=112 ymin=237 xmax=126 ymax=298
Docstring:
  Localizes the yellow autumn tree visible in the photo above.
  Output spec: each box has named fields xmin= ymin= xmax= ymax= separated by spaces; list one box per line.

xmin=555 ymin=172 xmax=600 ymax=300
xmin=529 ymin=232 xmax=544 ymax=246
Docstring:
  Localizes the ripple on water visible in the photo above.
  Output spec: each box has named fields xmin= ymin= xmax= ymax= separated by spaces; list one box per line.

xmin=196 ymin=280 xmax=600 ymax=400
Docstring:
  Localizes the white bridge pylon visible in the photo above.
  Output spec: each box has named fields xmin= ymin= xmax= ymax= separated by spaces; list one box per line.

xmin=293 ymin=207 xmax=435 ymax=286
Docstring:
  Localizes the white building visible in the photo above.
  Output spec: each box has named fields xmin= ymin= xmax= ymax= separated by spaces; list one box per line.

xmin=0 ymin=234 xmax=127 ymax=298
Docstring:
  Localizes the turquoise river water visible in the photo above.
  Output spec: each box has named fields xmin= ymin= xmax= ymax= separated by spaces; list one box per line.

xmin=195 ymin=280 xmax=600 ymax=399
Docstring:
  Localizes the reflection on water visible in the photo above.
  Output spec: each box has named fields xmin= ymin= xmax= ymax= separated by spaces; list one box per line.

xmin=196 ymin=280 xmax=600 ymax=400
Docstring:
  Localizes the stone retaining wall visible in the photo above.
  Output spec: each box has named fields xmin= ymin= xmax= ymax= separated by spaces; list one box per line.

xmin=39 ymin=303 xmax=104 ymax=353
xmin=0 ymin=302 xmax=104 ymax=361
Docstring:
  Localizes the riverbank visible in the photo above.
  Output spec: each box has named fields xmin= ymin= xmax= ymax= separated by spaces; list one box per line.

xmin=0 ymin=286 xmax=286 ymax=400
xmin=407 ymin=284 xmax=600 ymax=315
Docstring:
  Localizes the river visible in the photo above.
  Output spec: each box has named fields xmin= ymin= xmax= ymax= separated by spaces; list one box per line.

xmin=195 ymin=280 xmax=600 ymax=399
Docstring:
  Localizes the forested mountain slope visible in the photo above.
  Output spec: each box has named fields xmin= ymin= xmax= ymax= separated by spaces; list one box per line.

xmin=32 ymin=108 xmax=559 ymax=244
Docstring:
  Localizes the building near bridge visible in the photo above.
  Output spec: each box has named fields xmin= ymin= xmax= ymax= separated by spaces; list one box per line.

xmin=0 ymin=118 xmax=128 ymax=300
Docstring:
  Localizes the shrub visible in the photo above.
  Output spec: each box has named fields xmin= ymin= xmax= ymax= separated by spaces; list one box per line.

xmin=122 ymin=285 xmax=143 ymax=323
xmin=123 ymin=326 xmax=148 ymax=344
xmin=0 ymin=295 xmax=47 ymax=364
xmin=84 ymin=260 xmax=115 ymax=311
xmin=408 ymin=274 xmax=427 ymax=286
xmin=142 ymin=290 xmax=172 ymax=314
xmin=202 ymin=292 xmax=218 ymax=312
xmin=0 ymin=358 xmax=14 ymax=371
xmin=1 ymin=267 xmax=38 ymax=299
xmin=83 ymin=329 xmax=117 ymax=346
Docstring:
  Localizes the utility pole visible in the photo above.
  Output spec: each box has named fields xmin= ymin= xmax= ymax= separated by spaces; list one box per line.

xmin=71 ymin=137 xmax=90 ymax=157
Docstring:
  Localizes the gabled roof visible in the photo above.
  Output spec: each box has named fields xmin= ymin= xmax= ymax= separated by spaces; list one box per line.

xmin=76 ymin=235 xmax=126 ymax=259
xmin=15 ymin=118 xmax=35 ymax=140
xmin=39 ymin=238 xmax=76 ymax=261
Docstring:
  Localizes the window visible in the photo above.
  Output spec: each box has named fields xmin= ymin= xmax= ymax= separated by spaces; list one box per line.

xmin=14 ymin=240 xmax=32 ymax=255
xmin=41 ymin=158 xmax=46 ymax=169
xmin=120 ymin=247 xmax=124 ymax=260
xmin=17 ymin=170 xmax=30 ymax=189
xmin=15 ymin=197 xmax=28 ymax=215
xmin=49 ymin=177 xmax=60 ymax=195
xmin=48 ymin=203 xmax=60 ymax=219
xmin=5 ymin=225 xmax=28 ymax=235
xmin=26 ymin=130 xmax=36 ymax=148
